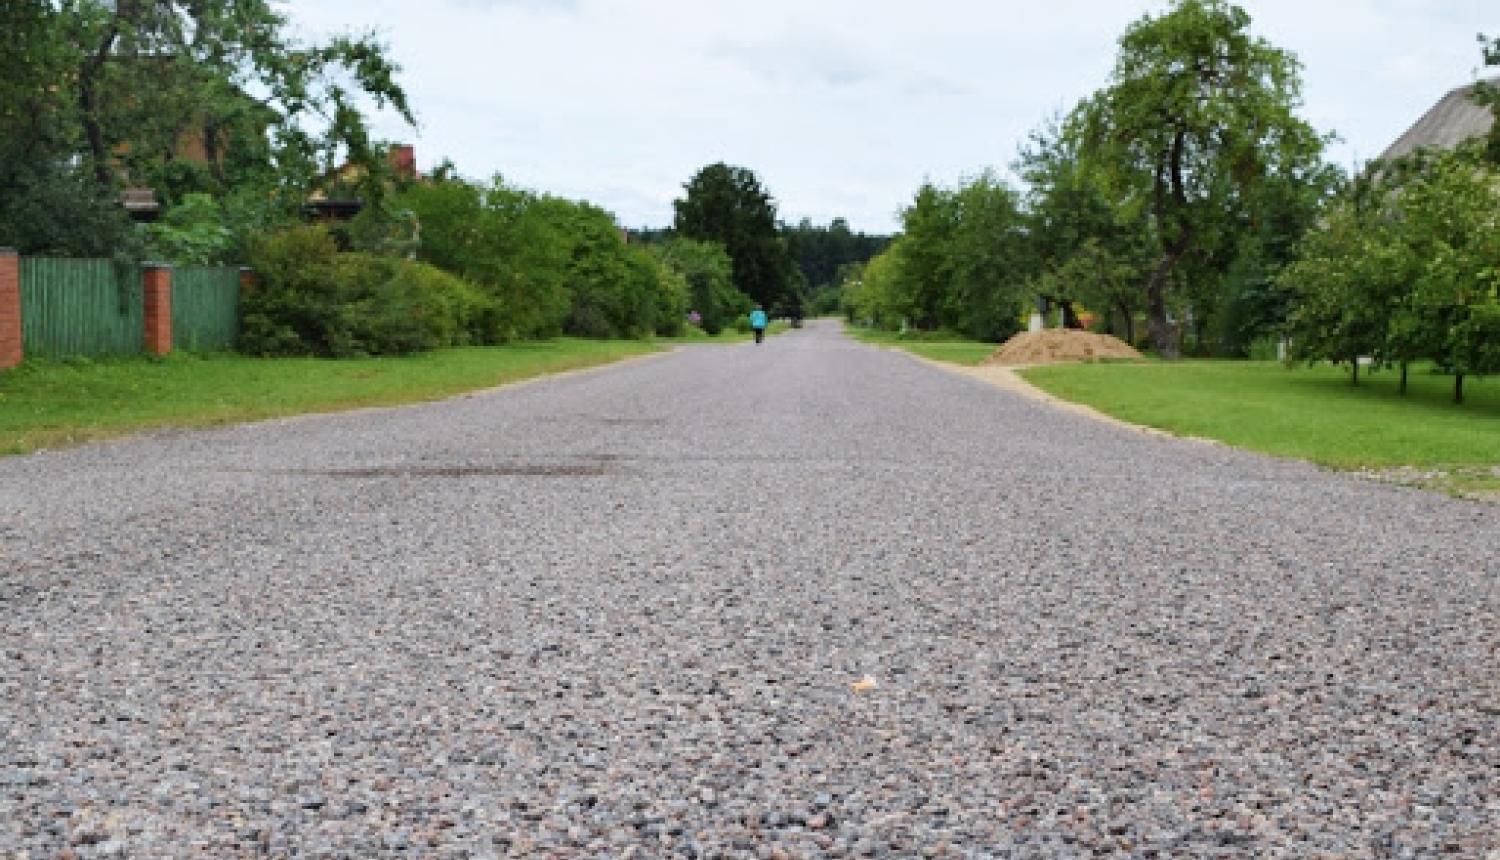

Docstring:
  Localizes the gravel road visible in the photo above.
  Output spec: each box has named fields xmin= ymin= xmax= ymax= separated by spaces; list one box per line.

xmin=3 ymin=320 xmax=1497 ymax=859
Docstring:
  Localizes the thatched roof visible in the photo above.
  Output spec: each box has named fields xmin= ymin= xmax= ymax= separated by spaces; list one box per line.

xmin=1379 ymin=78 xmax=1497 ymax=162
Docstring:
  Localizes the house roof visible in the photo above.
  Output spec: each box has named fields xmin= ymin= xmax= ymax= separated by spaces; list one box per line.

xmin=1379 ymin=78 xmax=1497 ymax=162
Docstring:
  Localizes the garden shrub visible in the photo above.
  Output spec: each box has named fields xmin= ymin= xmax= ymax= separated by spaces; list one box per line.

xmin=241 ymin=225 xmax=499 ymax=357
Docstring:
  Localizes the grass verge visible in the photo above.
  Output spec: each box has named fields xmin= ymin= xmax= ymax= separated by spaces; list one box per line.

xmin=854 ymin=328 xmax=1500 ymax=498
xmin=0 ymin=339 xmax=666 ymax=456
xmin=845 ymin=328 xmax=998 ymax=366
xmin=1020 ymin=361 xmax=1500 ymax=498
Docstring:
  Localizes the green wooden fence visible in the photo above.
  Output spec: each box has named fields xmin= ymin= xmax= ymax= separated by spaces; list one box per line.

xmin=173 ymin=266 xmax=240 ymax=351
xmin=18 ymin=258 xmax=242 ymax=358
xmin=19 ymin=257 xmax=143 ymax=358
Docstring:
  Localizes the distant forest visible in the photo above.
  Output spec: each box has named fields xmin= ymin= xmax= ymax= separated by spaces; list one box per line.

xmin=630 ymin=221 xmax=890 ymax=287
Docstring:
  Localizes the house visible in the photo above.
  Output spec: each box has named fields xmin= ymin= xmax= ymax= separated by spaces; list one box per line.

xmin=1378 ymin=77 xmax=1497 ymax=162
xmin=304 ymin=144 xmax=420 ymax=221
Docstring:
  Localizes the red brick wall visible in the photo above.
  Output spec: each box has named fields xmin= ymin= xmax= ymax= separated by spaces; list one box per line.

xmin=0 ymin=249 xmax=21 ymax=369
xmin=142 ymin=264 xmax=173 ymax=356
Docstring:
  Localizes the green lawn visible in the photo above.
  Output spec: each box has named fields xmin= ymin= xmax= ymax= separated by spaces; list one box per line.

xmin=1018 ymin=361 xmax=1500 ymax=470
xmin=0 ymin=339 xmax=667 ymax=455
xmin=1020 ymin=361 xmax=1500 ymax=498
xmin=860 ymin=328 xmax=1499 ymax=495
xmin=846 ymin=328 xmax=998 ymax=366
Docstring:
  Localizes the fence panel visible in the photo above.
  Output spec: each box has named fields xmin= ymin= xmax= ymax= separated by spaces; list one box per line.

xmin=19 ymin=258 xmax=143 ymax=358
xmin=172 ymin=266 xmax=240 ymax=352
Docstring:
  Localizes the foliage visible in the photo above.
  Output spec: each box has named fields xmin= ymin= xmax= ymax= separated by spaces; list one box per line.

xmin=842 ymin=173 xmax=1028 ymax=342
xmin=0 ymin=0 xmax=412 ymax=258
xmin=397 ymin=178 xmax=570 ymax=340
xmin=144 ymin=194 xmax=235 ymax=265
xmin=1475 ymin=33 xmax=1500 ymax=164
xmin=396 ymin=175 xmax=684 ymax=341
xmin=781 ymin=218 xmax=890 ymax=291
xmin=673 ymin=163 xmax=800 ymax=315
xmin=1075 ymin=0 xmax=1326 ymax=357
xmin=653 ymin=239 xmax=746 ymax=335
xmin=240 ymin=225 xmax=495 ymax=357
xmin=1284 ymin=146 xmax=1500 ymax=402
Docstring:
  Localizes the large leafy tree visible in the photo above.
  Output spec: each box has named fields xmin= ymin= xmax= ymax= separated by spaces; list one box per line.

xmin=0 ymin=0 xmax=139 ymax=255
xmin=1 ymin=0 xmax=413 ymax=256
xmin=1076 ymin=0 xmax=1324 ymax=357
xmin=944 ymin=172 xmax=1028 ymax=340
xmin=1016 ymin=114 xmax=1154 ymax=341
xmin=63 ymin=0 xmax=413 ymax=197
xmin=672 ymin=163 xmax=798 ymax=314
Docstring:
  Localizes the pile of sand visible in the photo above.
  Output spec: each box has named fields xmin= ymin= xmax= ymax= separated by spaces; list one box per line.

xmin=981 ymin=329 xmax=1142 ymax=366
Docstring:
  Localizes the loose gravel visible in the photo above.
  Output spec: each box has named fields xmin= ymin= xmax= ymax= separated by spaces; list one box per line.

xmin=2 ymin=320 xmax=1497 ymax=859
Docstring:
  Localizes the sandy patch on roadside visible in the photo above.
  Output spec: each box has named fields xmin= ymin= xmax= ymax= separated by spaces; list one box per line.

xmin=906 ymin=353 xmax=1216 ymax=445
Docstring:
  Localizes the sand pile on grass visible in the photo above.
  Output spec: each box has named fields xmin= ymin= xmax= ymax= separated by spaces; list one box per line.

xmin=982 ymin=329 xmax=1142 ymax=366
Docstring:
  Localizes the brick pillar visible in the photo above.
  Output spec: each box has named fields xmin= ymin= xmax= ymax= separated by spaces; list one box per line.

xmin=142 ymin=263 xmax=173 ymax=356
xmin=239 ymin=266 xmax=256 ymax=296
xmin=0 ymin=249 xmax=21 ymax=369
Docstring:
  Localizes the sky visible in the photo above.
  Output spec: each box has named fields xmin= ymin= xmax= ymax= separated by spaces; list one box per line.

xmin=286 ymin=0 xmax=1496 ymax=234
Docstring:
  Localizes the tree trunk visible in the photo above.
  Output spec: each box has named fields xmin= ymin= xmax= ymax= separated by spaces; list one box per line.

xmin=1455 ymin=373 xmax=1465 ymax=404
xmin=1400 ymin=363 xmax=1408 ymax=396
xmin=1117 ymin=300 xmax=1134 ymax=345
xmin=1145 ymin=250 xmax=1183 ymax=359
xmin=1351 ymin=358 xmax=1359 ymax=386
xmin=78 ymin=20 xmax=121 ymax=187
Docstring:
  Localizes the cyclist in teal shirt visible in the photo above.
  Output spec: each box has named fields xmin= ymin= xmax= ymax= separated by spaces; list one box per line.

xmin=750 ymin=306 xmax=768 ymax=344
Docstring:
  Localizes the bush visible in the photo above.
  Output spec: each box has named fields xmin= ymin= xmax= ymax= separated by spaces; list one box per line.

xmin=144 ymin=194 xmax=235 ymax=265
xmin=732 ymin=314 xmax=753 ymax=334
xmin=241 ymin=225 xmax=499 ymax=357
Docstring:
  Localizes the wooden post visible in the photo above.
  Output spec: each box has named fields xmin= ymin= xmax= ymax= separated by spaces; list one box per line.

xmin=0 ymin=249 xmax=21 ymax=369
xmin=142 ymin=263 xmax=173 ymax=356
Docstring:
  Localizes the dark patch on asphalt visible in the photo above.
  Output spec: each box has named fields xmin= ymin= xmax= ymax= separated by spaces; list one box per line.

xmin=290 ymin=463 xmax=618 ymax=478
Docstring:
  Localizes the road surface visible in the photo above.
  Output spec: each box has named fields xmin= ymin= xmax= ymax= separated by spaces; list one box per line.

xmin=2 ymin=320 xmax=1496 ymax=858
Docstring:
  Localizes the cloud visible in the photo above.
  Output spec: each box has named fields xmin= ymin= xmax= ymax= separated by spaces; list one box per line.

xmin=287 ymin=0 xmax=1500 ymax=232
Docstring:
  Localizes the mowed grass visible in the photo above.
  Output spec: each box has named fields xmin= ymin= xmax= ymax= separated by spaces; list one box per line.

xmin=0 ymin=339 xmax=665 ymax=455
xmin=1020 ymin=361 xmax=1500 ymax=471
xmin=859 ymin=326 xmax=1500 ymax=493
xmin=846 ymin=328 xmax=998 ymax=366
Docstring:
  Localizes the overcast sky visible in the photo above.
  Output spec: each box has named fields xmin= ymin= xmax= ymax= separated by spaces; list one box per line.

xmin=287 ymin=0 xmax=1495 ymax=234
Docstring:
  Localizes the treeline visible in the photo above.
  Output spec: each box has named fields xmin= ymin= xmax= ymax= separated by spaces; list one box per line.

xmin=0 ymin=3 xmax=888 ymax=357
xmin=844 ymin=0 xmax=1500 ymax=377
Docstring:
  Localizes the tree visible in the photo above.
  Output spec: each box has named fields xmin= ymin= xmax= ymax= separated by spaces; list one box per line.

xmin=63 ymin=0 xmax=412 ymax=198
xmin=1077 ymin=0 xmax=1324 ymax=357
xmin=1396 ymin=146 xmax=1500 ymax=403
xmin=1 ymin=1 xmax=414 ymax=256
xmin=654 ymin=239 xmax=745 ymax=335
xmin=1282 ymin=193 xmax=1414 ymax=384
xmin=1475 ymin=33 xmax=1500 ymax=164
xmin=894 ymin=182 xmax=959 ymax=330
xmin=672 ymin=163 xmax=797 ymax=313
xmin=1016 ymin=114 xmax=1153 ymax=342
xmin=945 ymin=172 xmax=1029 ymax=341
xmin=1284 ymin=145 xmax=1500 ymax=402
xmin=0 ymin=1 xmax=139 ymax=256
xmin=782 ymin=217 xmax=891 ymax=291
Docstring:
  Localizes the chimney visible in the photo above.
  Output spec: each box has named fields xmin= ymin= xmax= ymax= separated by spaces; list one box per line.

xmin=388 ymin=144 xmax=417 ymax=180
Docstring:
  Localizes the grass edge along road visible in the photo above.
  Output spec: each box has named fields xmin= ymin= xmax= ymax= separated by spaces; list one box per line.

xmin=0 ymin=326 xmax=789 ymax=456
xmin=0 ymin=339 xmax=656 ymax=456
xmin=854 ymin=327 xmax=1500 ymax=499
